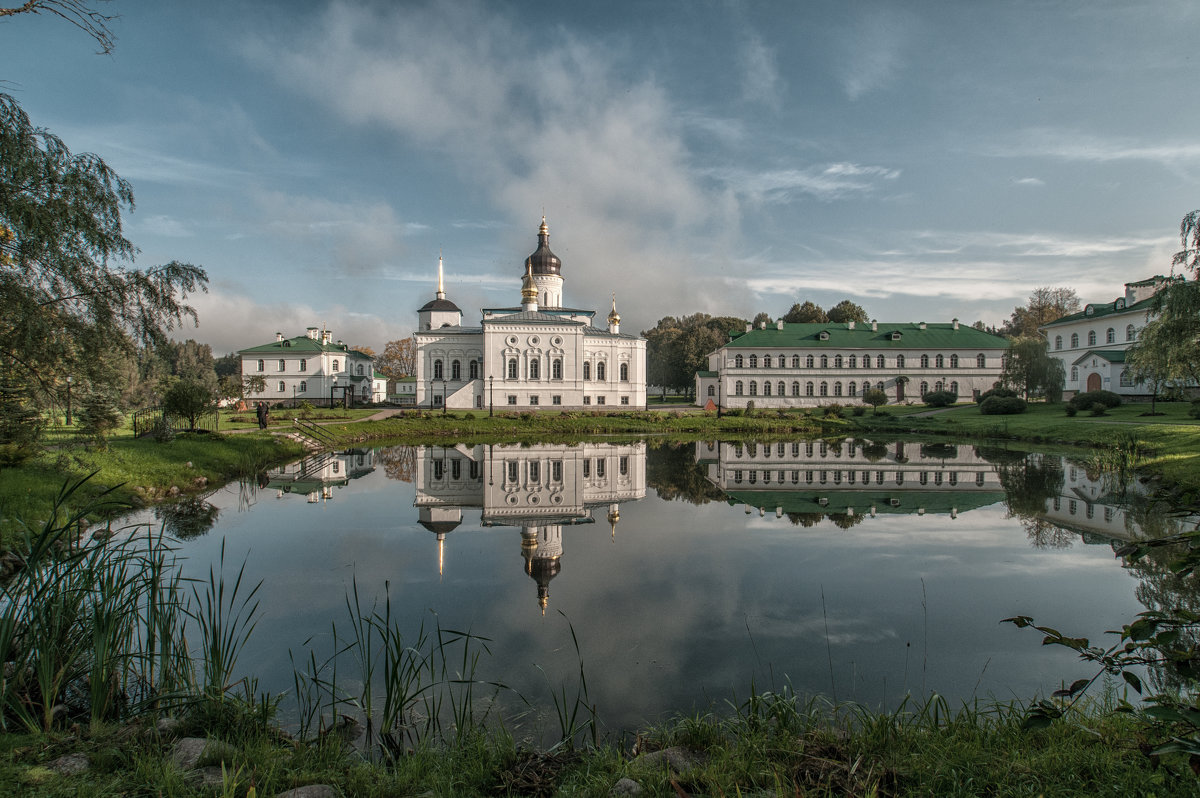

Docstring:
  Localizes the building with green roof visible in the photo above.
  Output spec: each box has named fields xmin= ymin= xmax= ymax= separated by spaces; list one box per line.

xmin=239 ymin=327 xmax=377 ymax=407
xmin=694 ymin=318 xmax=1008 ymax=408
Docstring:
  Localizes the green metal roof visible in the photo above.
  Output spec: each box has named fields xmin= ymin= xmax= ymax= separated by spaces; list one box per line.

xmin=725 ymin=489 xmax=1006 ymax=516
xmin=1072 ymin=349 xmax=1127 ymax=365
xmin=1040 ymin=294 xmax=1158 ymax=328
xmin=724 ymin=322 xmax=1008 ymax=350
xmin=696 ymin=370 xmax=718 ymax=378
xmin=240 ymin=335 xmax=374 ymax=357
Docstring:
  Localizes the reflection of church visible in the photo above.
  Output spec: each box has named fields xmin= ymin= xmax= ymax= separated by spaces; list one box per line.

xmin=264 ymin=449 xmax=376 ymax=503
xmin=413 ymin=442 xmax=646 ymax=613
xmin=695 ymin=439 xmax=1003 ymax=520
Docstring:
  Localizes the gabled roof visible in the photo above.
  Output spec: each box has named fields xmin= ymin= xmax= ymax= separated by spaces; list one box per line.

xmin=724 ymin=322 xmax=1007 ymax=350
xmin=724 ymin=489 xmax=1005 ymax=516
xmin=1041 ymin=294 xmax=1157 ymax=329
xmin=483 ymin=311 xmax=587 ymax=325
xmin=1071 ymin=349 xmax=1127 ymax=366
xmin=239 ymin=335 xmax=373 ymax=357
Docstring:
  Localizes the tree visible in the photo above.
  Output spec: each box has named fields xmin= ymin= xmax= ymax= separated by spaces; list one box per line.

xmin=862 ymin=388 xmax=888 ymax=413
xmin=77 ymin=389 xmax=121 ymax=446
xmin=1003 ymin=287 xmax=1080 ymax=338
xmin=351 ymin=345 xmax=376 ymax=358
xmin=213 ymin=352 xmax=240 ymax=378
xmin=826 ymin=300 xmax=869 ymax=324
xmin=0 ymin=0 xmax=117 ymax=54
xmin=1001 ymin=337 xmax=1064 ymax=400
xmin=751 ymin=312 xmax=773 ymax=328
xmin=377 ymin=338 xmax=416 ymax=380
xmin=782 ymin=301 xmax=827 ymax=323
xmin=1127 ymin=283 xmax=1200 ymax=401
xmin=162 ymin=378 xmax=217 ymax=431
xmin=243 ymin=374 xmax=266 ymax=400
xmin=0 ymin=93 xmax=208 ymax=411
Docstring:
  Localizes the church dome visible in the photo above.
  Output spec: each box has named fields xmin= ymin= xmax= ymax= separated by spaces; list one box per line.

xmin=418 ymin=297 xmax=461 ymax=313
xmin=524 ymin=216 xmax=561 ymax=276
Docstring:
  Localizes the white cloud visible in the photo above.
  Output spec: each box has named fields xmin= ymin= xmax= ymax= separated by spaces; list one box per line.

xmin=738 ymin=32 xmax=782 ymax=108
xmin=709 ymin=162 xmax=901 ymax=203
xmin=1012 ymin=177 xmax=1045 ymax=187
xmin=992 ymin=128 xmax=1200 ymax=167
xmin=834 ymin=9 xmax=913 ymax=100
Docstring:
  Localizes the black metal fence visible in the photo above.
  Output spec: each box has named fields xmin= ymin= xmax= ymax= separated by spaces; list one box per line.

xmin=132 ymin=406 xmax=219 ymax=436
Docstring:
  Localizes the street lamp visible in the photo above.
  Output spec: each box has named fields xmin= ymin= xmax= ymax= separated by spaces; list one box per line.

xmin=65 ymin=375 xmax=73 ymax=426
xmin=716 ymin=374 xmax=723 ymax=418
xmin=488 ymin=375 xmax=494 ymax=417
xmin=331 ymin=377 xmax=338 ymax=409
xmin=441 ymin=379 xmax=447 ymax=415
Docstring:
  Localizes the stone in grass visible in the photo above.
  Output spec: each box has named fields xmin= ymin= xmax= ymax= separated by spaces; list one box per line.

xmin=48 ymin=752 xmax=90 ymax=776
xmin=170 ymin=737 xmax=238 ymax=771
xmin=610 ymin=776 xmax=644 ymax=795
xmin=187 ymin=766 xmax=227 ymax=788
xmin=637 ymin=746 xmax=706 ymax=775
xmin=276 ymin=786 xmax=341 ymax=798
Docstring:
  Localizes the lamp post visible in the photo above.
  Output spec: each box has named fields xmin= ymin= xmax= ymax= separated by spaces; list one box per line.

xmin=488 ymin=375 xmax=494 ymax=417
xmin=716 ymin=374 xmax=723 ymax=418
xmin=65 ymin=375 xmax=73 ymax=426
xmin=441 ymin=379 xmax=447 ymax=415
xmin=331 ymin=377 xmax=338 ymax=409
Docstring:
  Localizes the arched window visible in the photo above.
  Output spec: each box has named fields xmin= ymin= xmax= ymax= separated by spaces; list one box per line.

xmin=257 ymin=359 xmax=264 ymax=372
xmin=833 ymin=382 xmax=843 ymax=397
xmin=332 ymin=359 xmax=339 ymax=372
xmin=529 ymin=358 xmax=540 ymax=380
xmin=707 ymin=385 xmax=715 ymax=396
xmin=848 ymin=355 xmax=857 ymax=368
xmin=819 ymin=381 xmax=828 ymax=396
xmin=470 ymin=360 xmax=479 ymax=379
xmin=278 ymin=381 xmax=285 ymax=392
xmin=1070 ymin=365 xmax=1078 ymax=381
xmin=597 ymin=362 xmax=606 ymax=381
xmin=357 ymin=364 xmax=364 ymax=375
xmin=876 ymin=355 xmax=885 ymax=368
xmin=935 ymin=380 xmax=944 ymax=392
xmin=749 ymin=381 xmax=758 ymax=396
xmin=920 ymin=381 xmax=929 ymax=395
xmin=819 ymin=354 xmax=828 ymax=368
xmin=1106 ymin=328 xmax=1115 ymax=344
xmin=792 ymin=381 xmax=800 ymax=396
xmin=806 ymin=381 xmax=814 ymax=396
xmin=848 ymin=382 xmax=857 ymax=397
xmin=620 ymin=362 xmax=629 ymax=381
xmin=300 ymin=359 xmax=307 ymax=372
xmin=876 ymin=381 xmax=885 ymax=392
xmin=508 ymin=358 xmax=518 ymax=379
xmin=299 ymin=380 xmax=307 ymax=392
xmin=735 ymin=354 xmax=744 ymax=368
xmin=1088 ymin=330 xmax=1096 ymax=346
xmin=433 ymin=359 xmax=443 ymax=379
xmin=1126 ymin=324 xmax=1136 ymax=341
xmin=935 ymin=354 xmax=944 ymax=368
xmin=806 ymin=354 xmax=815 ymax=368
xmin=278 ymin=359 xmax=286 ymax=371
xmin=777 ymin=381 xmax=785 ymax=396
xmin=749 ymin=354 xmax=758 ymax=368
xmin=583 ymin=361 xmax=591 ymax=380
xmin=897 ymin=354 xmax=906 ymax=368
xmin=834 ymin=355 xmax=843 ymax=368
xmin=763 ymin=355 xmax=772 ymax=368
xmin=1070 ymin=333 xmax=1079 ymax=348
xmin=920 ymin=354 xmax=929 ymax=368
xmin=552 ymin=359 xmax=562 ymax=380
xmin=1055 ymin=335 xmax=1062 ymax=350
xmin=949 ymin=381 xmax=958 ymax=396
xmin=950 ymin=354 xmax=959 ymax=368
xmin=792 ymin=355 xmax=801 ymax=368
xmin=762 ymin=381 xmax=771 ymax=396
xmin=976 ymin=354 xmax=986 ymax=368
xmin=735 ymin=380 xmax=744 ymax=395
xmin=451 ymin=360 xmax=461 ymax=380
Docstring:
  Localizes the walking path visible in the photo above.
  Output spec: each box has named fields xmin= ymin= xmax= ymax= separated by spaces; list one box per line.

xmin=225 ymin=408 xmax=403 ymax=435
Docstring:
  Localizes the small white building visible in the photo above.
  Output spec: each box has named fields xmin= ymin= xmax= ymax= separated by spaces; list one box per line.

xmin=239 ymin=327 xmax=376 ymax=407
xmin=1039 ymin=276 xmax=1174 ymax=398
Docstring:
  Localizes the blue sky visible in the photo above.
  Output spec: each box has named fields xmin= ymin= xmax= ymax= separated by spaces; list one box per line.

xmin=4 ymin=1 xmax=1198 ymax=353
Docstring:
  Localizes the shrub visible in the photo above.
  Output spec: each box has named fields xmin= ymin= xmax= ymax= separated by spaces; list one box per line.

xmin=1068 ymin=390 xmax=1122 ymax=411
xmin=1190 ymin=399 xmax=1200 ymax=419
xmin=78 ymin=391 xmax=123 ymax=446
xmin=745 ymin=400 xmax=755 ymax=416
xmin=861 ymin=389 xmax=888 ymax=412
xmin=978 ymin=386 xmax=1017 ymax=403
xmin=979 ymin=395 xmax=1027 ymax=415
xmin=821 ymin=403 xmax=843 ymax=418
xmin=162 ymin=378 xmax=217 ymax=431
xmin=851 ymin=406 xmax=865 ymax=417
xmin=1089 ymin=402 xmax=1108 ymax=416
xmin=1065 ymin=405 xmax=1078 ymax=417
xmin=922 ymin=390 xmax=957 ymax=408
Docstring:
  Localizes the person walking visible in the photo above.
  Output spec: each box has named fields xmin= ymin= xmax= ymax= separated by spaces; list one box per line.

xmin=256 ymin=401 xmax=267 ymax=429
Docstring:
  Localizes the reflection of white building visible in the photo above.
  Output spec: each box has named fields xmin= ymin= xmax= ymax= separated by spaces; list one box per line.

xmin=265 ymin=449 xmax=376 ymax=504
xmin=695 ymin=439 xmax=1003 ymax=520
xmin=413 ymin=442 xmax=646 ymax=613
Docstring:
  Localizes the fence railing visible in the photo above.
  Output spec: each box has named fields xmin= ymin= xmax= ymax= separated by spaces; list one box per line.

xmin=292 ymin=418 xmax=336 ymax=447
xmin=132 ymin=406 xmax=219 ymax=436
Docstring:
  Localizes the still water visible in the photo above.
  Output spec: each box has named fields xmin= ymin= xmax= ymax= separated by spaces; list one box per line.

xmin=142 ymin=439 xmax=1193 ymax=738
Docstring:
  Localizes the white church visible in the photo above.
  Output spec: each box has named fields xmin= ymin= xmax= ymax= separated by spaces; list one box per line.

xmin=414 ymin=218 xmax=647 ymax=411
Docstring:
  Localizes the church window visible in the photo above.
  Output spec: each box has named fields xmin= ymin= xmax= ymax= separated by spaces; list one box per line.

xmin=876 ymin=355 xmax=885 ymax=368
xmin=1070 ymin=365 xmax=1078 ymax=381
xmin=507 ymin=359 xmax=518 ymax=380
xmin=848 ymin=355 xmax=857 ymax=368
xmin=277 ymin=381 xmax=285 ymax=392
xmin=452 ymin=459 xmax=462 ymax=480
xmin=552 ymin=359 xmax=562 ymax=380
xmin=1055 ymin=336 xmax=1062 ymax=350
xmin=806 ymin=354 xmax=814 ymax=368
xmin=919 ymin=354 xmax=929 ymax=368
xmin=935 ymin=354 xmax=944 ymax=368
xmin=1106 ymin=328 xmax=1115 ymax=344
xmin=806 ymin=381 xmax=814 ymax=396
xmin=299 ymin=380 xmax=307 ymax=392
xmin=583 ymin=361 xmax=591 ymax=380
xmin=707 ymin=385 xmax=715 ymax=396
xmin=749 ymin=354 xmax=758 ymax=367
xmin=791 ymin=381 xmax=800 ymax=396
xmin=777 ymin=381 xmax=785 ymax=395
xmin=333 ymin=359 xmax=339 ymax=372
xmin=763 ymin=355 xmax=772 ymax=368
xmin=529 ymin=358 xmax=540 ymax=380
xmin=299 ymin=359 xmax=307 ymax=372
xmin=1088 ymin=330 xmax=1096 ymax=346
xmin=976 ymin=354 xmax=986 ymax=368
xmin=762 ymin=381 xmax=771 ymax=396
xmin=257 ymin=359 xmax=264 ymax=372
xmin=749 ymin=381 xmax=758 ymax=396
xmin=819 ymin=381 xmax=828 ymax=397
xmin=735 ymin=354 xmax=743 ymax=368
xmin=278 ymin=359 xmax=286 ymax=371
xmin=470 ymin=360 xmax=479 ymax=379
xmin=597 ymin=362 xmax=607 ymax=381
xmin=620 ymin=456 xmax=629 ymax=475
xmin=1126 ymin=324 xmax=1136 ymax=341
xmin=820 ymin=355 xmax=828 ymax=368
xmin=1070 ymin=333 xmax=1079 ymax=348
xmin=897 ymin=354 xmax=906 ymax=368
xmin=950 ymin=354 xmax=959 ymax=368
xmin=507 ymin=461 xmax=518 ymax=483
xmin=433 ymin=359 xmax=444 ymax=379
xmin=792 ymin=355 xmax=801 ymax=368
xmin=834 ymin=355 xmax=843 ymax=368
xmin=735 ymin=380 xmax=744 ymax=395
xmin=620 ymin=363 xmax=629 ymax=381
xmin=451 ymin=360 xmax=461 ymax=380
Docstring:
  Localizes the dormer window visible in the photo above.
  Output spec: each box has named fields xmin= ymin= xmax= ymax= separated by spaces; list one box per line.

xmin=890 ymin=332 xmax=901 ymax=341
xmin=1116 ymin=298 xmax=1125 ymax=309
xmin=819 ymin=331 xmax=830 ymax=340
xmin=1085 ymin=305 xmax=1094 ymax=316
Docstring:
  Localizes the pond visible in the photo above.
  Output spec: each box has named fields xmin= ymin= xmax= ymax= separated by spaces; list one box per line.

xmin=132 ymin=438 xmax=1197 ymax=742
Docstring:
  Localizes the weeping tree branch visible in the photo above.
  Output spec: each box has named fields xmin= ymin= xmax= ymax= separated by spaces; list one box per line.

xmin=0 ymin=1 xmax=118 ymax=55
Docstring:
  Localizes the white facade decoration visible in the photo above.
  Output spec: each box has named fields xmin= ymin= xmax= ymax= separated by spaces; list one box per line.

xmin=239 ymin=327 xmax=376 ymax=407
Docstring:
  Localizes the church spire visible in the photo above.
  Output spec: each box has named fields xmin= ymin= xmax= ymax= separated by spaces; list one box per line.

xmin=436 ymin=253 xmax=446 ymax=300
xmin=521 ymin=261 xmax=539 ymax=312
xmin=607 ymin=293 xmax=621 ymax=334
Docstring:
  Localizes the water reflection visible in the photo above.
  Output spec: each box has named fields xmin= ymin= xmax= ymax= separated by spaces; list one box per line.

xmin=263 ymin=448 xmax=377 ymax=503
xmin=412 ymin=443 xmax=646 ymax=613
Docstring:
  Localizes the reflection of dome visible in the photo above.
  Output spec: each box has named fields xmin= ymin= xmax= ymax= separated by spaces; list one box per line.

xmin=524 ymin=216 xmax=561 ymax=276
xmin=418 ymin=518 xmax=461 ymax=535
xmin=521 ymin=527 xmax=561 ymax=615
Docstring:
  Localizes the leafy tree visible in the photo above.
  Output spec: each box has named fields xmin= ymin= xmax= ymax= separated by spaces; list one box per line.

xmin=0 ymin=93 xmax=207 ymax=413
xmin=1003 ymin=287 xmax=1080 ymax=338
xmin=1173 ymin=209 xmax=1200 ymax=276
xmin=862 ymin=388 xmax=887 ymax=413
xmin=643 ymin=313 xmax=744 ymax=399
xmin=0 ymin=379 xmax=44 ymax=465
xmin=162 ymin=379 xmax=217 ymax=431
xmin=1001 ymin=337 xmax=1063 ymax=400
xmin=782 ymin=301 xmax=827 ymax=323
xmin=751 ymin=312 xmax=773 ymax=328
xmin=243 ymin=374 xmax=266 ymax=400
xmin=643 ymin=320 xmax=683 ymax=400
xmin=826 ymin=299 xmax=869 ymax=324
xmin=217 ymin=374 xmax=244 ymax=405
xmin=377 ymin=338 xmax=416 ymax=380
xmin=351 ymin=344 xmax=377 ymax=358
xmin=213 ymin=352 xmax=240 ymax=378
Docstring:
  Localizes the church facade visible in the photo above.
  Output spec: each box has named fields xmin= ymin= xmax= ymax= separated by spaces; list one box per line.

xmin=414 ymin=218 xmax=647 ymax=411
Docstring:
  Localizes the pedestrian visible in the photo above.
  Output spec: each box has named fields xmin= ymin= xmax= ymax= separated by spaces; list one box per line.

xmin=256 ymin=401 xmax=267 ymax=429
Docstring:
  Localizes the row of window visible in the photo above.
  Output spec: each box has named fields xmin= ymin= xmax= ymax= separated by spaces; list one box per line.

xmin=274 ymin=380 xmax=369 ymax=396
xmin=1053 ymin=325 xmax=1136 ymax=350
xmin=731 ymin=470 xmax=988 ymax=486
xmin=731 ymin=441 xmax=952 ymax=459
xmin=1067 ymin=365 xmax=1142 ymax=387
xmin=256 ymin=358 xmax=363 ymax=375
xmin=1051 ymin=497 xmax=1115 ymax=522
xmin=731 ymin=353 xmax=987 ymax=369
xmin=432 ymin=359 xmax=481 ymax=380
xmin=430 ymin=358 xmax=631 ymax=382
xmin=429 ymin=457 xmax=631 ymax=482
xmin=725 ymin=380 xmax=960 ymax=398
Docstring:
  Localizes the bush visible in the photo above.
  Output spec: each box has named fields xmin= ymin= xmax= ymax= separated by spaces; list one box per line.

xmin=979 ymin=395 xmax=1027 ymax=415
xmin=745 ymin=400 xmax=755 ymax=416
xmin=922 ymin=390 xmax=957 ymax=408
xmin=1089 ymin=402 xmax=1108 ymax=416
xmin=851 ymin=406 xmax=865 ymax=417
xmin=162 ymin=379 xmax=217 ymax=431
xmin=821 ymin=403 xmax=843 ymax=418
xmin=861 ymin=389 xmax=888 ymax=412
xmin=1065 ymin=405 xmax=1078 ymax=417
xmin=1068 ymin=390 xmax=1122 ymax=411
xmin=78 ymin=391 xmax=123 ymax=446
xmin=1190 ymin=399 xmax=1200 ymax=419
xmin=978 ymin=386 xmax=1017 ymax=403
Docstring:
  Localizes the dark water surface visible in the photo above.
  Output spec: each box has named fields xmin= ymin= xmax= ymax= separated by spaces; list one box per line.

xmin=132 ymin=439 xmax=1189 ymax=739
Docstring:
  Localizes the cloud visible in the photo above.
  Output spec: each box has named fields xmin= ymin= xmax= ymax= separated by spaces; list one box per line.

xmin=991 ymin=128 xmax=1200 ymax=166
xmin=709 ymin=162 xmax=901 ymax=203
xmin=834 ymin=8 xmax=913 ymax=100
xmin=738 ymin=32 xmax=783 ymax=108
xmin=1012 ymin=177 xmax=1044 ymax=187
xmin=138 ymin=214 xmax=193 ymax=238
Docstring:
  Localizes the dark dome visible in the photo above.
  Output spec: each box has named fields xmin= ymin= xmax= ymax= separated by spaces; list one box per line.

xmin=419 ymin=518 xmax=461 ymax=535
xmin=419 ymin=297 xmax=461 ymax=312
xmin=524 ymin=217 xmax=561 ymax=276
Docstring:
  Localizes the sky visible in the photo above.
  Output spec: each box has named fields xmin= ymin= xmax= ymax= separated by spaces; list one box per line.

xmin=4 ymin=0 xmax=1199 ymax=354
